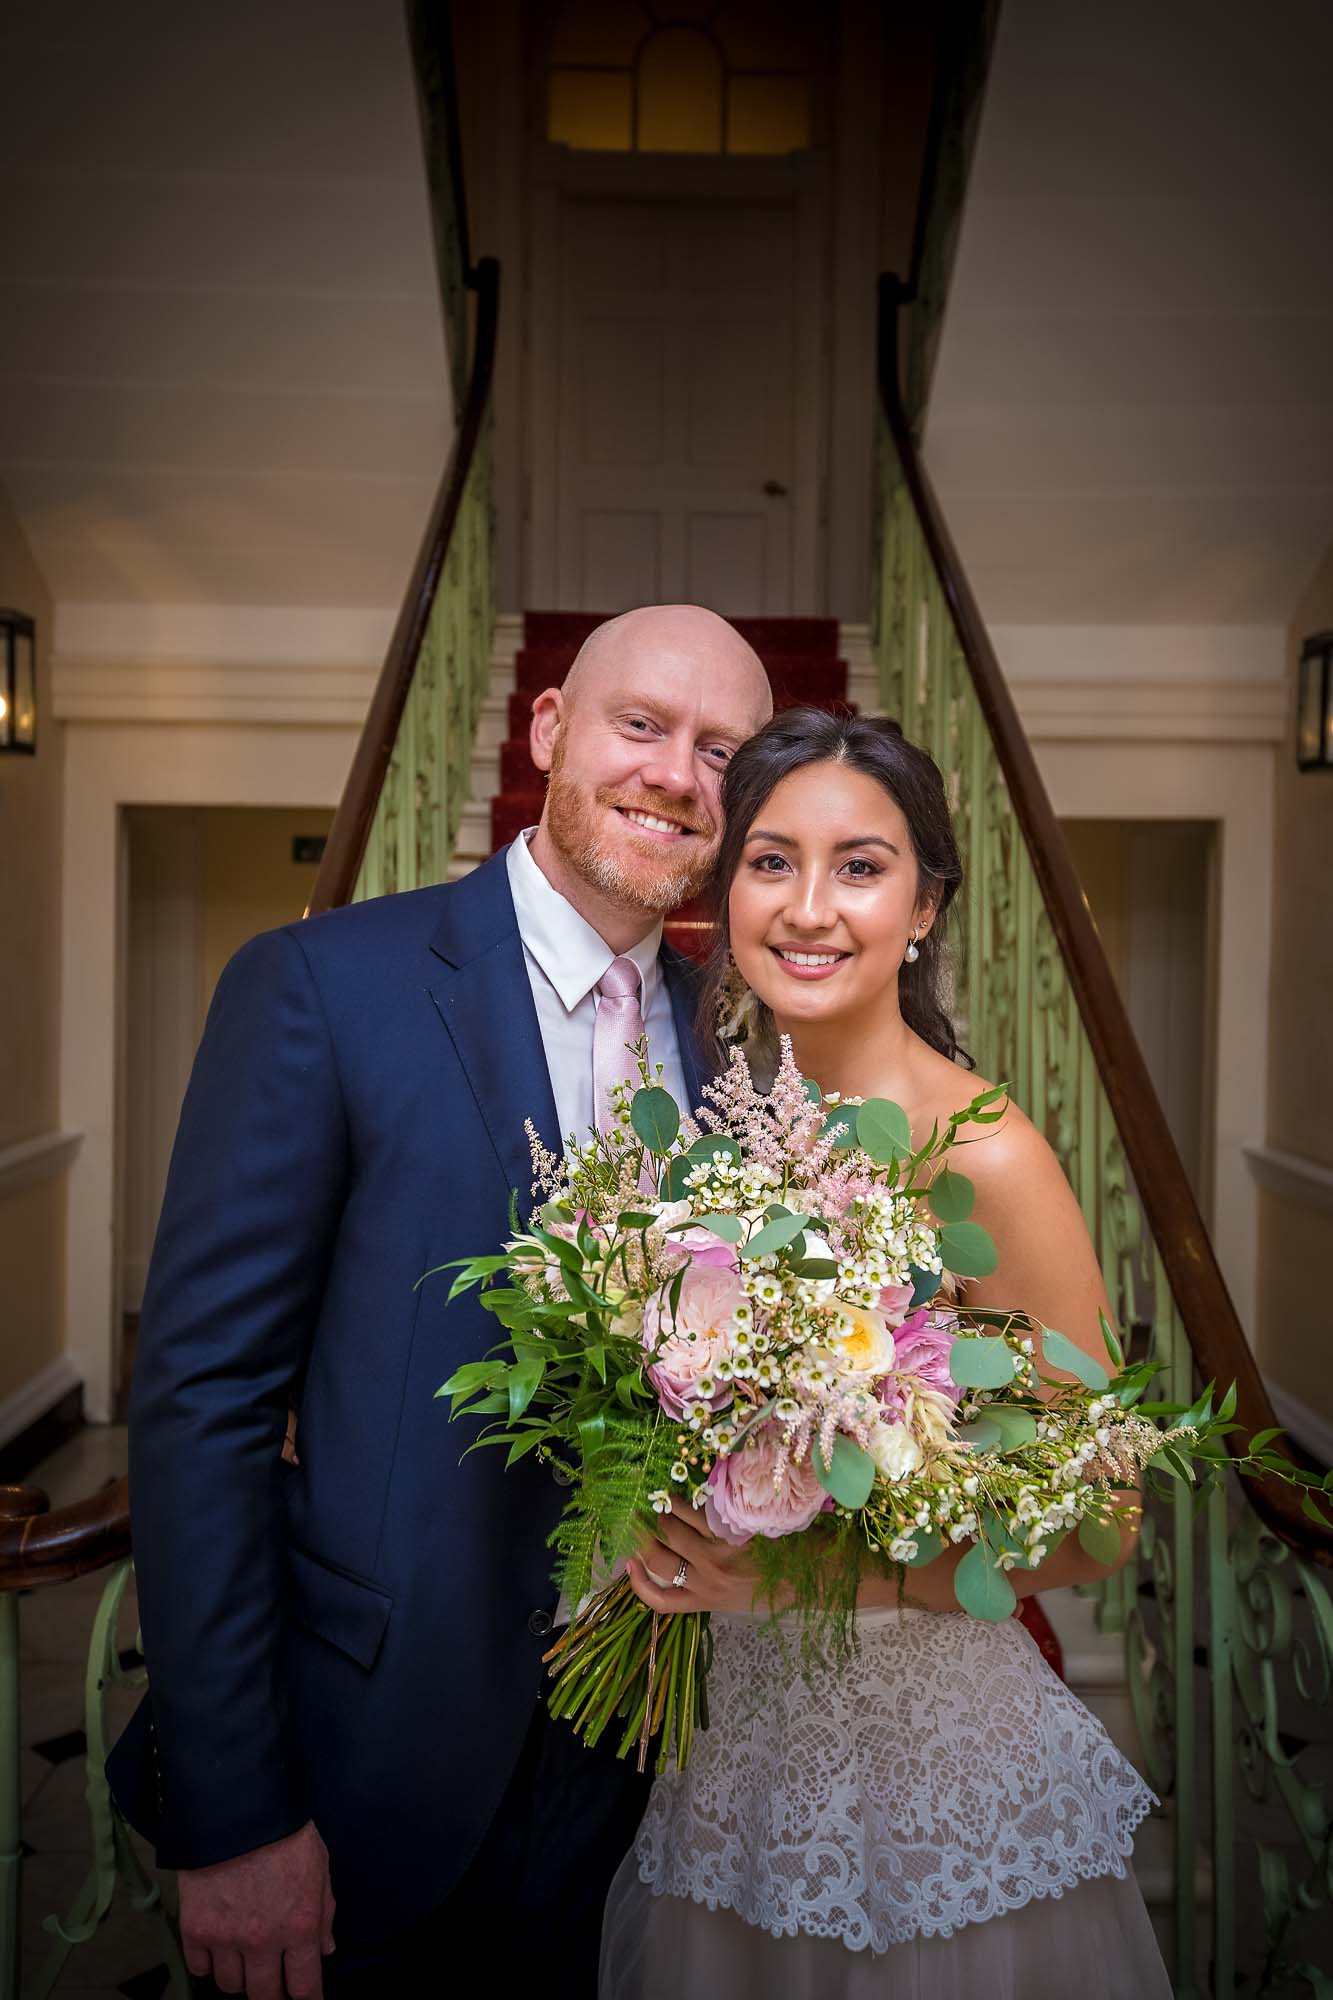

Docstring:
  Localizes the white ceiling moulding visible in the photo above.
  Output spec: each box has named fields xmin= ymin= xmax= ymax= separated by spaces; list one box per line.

xmin=0 ymin=1130 xmax=83 ymax=1198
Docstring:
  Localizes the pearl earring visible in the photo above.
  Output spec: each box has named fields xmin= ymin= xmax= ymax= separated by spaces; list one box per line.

xmin=904 ymin=929 xmax=920 ymax=964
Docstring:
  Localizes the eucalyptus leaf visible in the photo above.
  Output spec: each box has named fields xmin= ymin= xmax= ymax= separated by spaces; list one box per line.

xmin=954 ymin=1541 xmax=1017 ymax=1620
xmin=741 ymin=1210 xmax=810 ymax=1260
xmin=691 ymin=1213 xmax=745 ymax=1243
xmin=1041 ymin=1327 xmax=1110 ymax=1391
xmin=909 ymin=1263 xmax=942 ymax=1307
xmin=688 ymin=1134 xmax=742 ymax=1168
xmin=630 ymin=1086 xmax=680 ymax=1153
xmin=905 ymin=1526 xmax=944 ymax=1567
xmin=948 ymin=1336 xmax=1017 ymax=1389
xmin=1075 ymin=1513 xmax=1121 ymax=1565
xmin=985 ymin=1406 xmax=1039 ymax=1451
xmin=856 ymin=1097 xmax=912 ymax=1163
xmin=955 ymin=1415 xmax=1003 ymax=1450
xmin=822 ymin=1108 xmax=857 ymax=1150
xmin=810 ymin=1433 xmax=876 ymax=1510
xmin=801 ymin=1077 xmax=823 ymax=1104
xmin=929 ymin=1168 xmax=975 ymax=1224
xmin=937 ymin=1221 xmax=999 ymax=1279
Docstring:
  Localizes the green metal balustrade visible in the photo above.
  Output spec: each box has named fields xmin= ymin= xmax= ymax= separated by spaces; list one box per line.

xmin=875 ymin=325 xmax=1333 ymax=1996
xmin=348 ymin=420 xmax=494 ymax=903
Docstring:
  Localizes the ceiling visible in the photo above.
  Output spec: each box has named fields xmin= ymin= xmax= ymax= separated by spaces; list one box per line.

xmin=0 ymin=0 xmax=450 ymax=613
xmin=924 ymin=0 xmax=1333 ymax=625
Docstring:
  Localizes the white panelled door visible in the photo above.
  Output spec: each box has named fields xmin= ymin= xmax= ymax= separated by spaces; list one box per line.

xmin=541 ymin=189 xmax=822 ymax=614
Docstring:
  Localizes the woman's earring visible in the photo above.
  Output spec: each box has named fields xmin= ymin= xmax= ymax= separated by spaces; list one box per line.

xmin=904 ymin=929 xmax=921 ymax=965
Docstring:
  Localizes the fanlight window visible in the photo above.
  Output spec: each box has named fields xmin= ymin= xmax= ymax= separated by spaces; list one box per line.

xmin=547 ymin=1 xmax=815 ymax=156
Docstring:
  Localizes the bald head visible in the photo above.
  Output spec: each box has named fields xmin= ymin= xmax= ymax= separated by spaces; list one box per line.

xmin=562 ymin=604 xmax=772 ymax=730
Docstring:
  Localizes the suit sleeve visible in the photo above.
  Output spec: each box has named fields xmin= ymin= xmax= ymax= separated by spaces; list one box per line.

xmin=128 ymin=924 xmax=348 ymax=1868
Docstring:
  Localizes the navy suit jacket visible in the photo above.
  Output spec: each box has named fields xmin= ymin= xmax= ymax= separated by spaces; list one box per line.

xmin=108 ymin=848 xmax=704 ymax=1937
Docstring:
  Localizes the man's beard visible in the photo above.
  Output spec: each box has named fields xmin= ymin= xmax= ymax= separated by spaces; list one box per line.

xmin=544 ymin=757 xmax=716 ymax=915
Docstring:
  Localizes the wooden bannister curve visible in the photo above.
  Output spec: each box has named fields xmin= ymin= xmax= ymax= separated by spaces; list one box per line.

xmin=0 ymin=1478 xmax=130 ymax=1592
xmin=878 ymin=271 xmax=1330 ymax=1566
xmin=307 ymin=253 xmax=499 ymax=917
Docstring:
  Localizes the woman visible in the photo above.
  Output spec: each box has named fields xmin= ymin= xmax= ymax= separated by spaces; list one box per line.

xmin=600 ymin=710 xmax=1170 ymax=1997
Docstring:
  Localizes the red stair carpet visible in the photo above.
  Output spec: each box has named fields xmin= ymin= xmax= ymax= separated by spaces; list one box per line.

xmin=487 ymin=610 xmax=1064 ymax=1681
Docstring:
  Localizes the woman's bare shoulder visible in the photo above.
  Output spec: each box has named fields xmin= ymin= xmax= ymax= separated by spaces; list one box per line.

xmin=911 ymin=1054 xmax=1061 ymax=1202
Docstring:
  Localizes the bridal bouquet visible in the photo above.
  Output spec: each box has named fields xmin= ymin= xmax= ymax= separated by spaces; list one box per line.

xmin=434 ymin=1040 xmax=1324 ymax=1774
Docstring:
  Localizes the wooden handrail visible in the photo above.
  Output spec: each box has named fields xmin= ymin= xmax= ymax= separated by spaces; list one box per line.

xmin=877 ymin=271 xmax=1330 ymax=1565
xmin=0 ymin=1478 xmax=130 ymax=1592
xmin=307 ymin=254 xmax=499 ymax=916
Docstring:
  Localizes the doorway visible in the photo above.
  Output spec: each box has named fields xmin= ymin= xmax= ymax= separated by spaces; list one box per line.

xmin=526 ymin=152 xmax=830 ymax=613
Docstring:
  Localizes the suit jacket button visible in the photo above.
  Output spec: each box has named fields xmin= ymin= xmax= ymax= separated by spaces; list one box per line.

xmin=528 ymin=1609 xmax=555 ymax=1637
xmin=552 ymin=1462 xmax=575 ymax=1487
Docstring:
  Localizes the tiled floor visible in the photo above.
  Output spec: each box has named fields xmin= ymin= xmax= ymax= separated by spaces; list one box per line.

xmin=14 ymin=1425 xmax=182 ymax=1997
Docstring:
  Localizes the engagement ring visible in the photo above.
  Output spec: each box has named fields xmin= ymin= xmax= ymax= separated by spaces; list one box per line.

xmin=671 ymin=1558 xmax=689 ymax=1589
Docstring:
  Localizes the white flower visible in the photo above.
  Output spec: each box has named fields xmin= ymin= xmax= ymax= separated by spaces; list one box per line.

xmin=649 ymin=1489 xmax=672 ymax=1513
xmin=868 ymin=1419 xmax=923 ymax=1483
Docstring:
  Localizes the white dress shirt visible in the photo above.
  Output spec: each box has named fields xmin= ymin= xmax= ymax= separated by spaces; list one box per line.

xmin=506 ymin=829 xmax=688 ymax=1152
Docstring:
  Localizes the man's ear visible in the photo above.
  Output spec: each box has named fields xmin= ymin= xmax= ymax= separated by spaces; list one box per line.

xmin=529 ymin=687 xmax=564 ymax=775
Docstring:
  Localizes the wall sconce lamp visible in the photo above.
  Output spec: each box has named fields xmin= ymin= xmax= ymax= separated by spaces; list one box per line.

xmin=0 ymin=610 xmax=36 ymax=755
xmin=1298 ymin=630 xmax=1333 ymax=772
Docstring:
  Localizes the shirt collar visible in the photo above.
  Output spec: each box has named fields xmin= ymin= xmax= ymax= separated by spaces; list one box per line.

xmin=507 ymin=829 xmax=662 ymax=1015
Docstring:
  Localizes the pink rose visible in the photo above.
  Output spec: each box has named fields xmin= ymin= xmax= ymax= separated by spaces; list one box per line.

xmin=643 ymin=1263 xmax=744 ymax=1418
xmin=879 ymin=1307 xmax=961 ymax=1410
xmin=703 ymin=1424 xmax=827 ymax=1547
xmin=666 ymin=1227 xmax=738 ymax=1272
xmin=876 ymin=1281 xmax=917 ymax=1326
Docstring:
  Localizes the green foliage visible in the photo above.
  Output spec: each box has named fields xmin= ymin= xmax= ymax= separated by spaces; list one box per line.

xmin=741 ymin=1210 xmax=810 ymax=1259
xmin=1078 ymin=1514 xmax=1122 ymax=1566
xmin=948 ymin=1335 xmax=1016 ymax=1388
xmin=631 ymin=1085 xmax=680 ymax=1153
xmin=954 ymin=1541 xmax=1016 ymax=1620
xmin=985 ymin=1406 xmax=1039 ymax=1451
xmin=929 ymin=1168 xmax=975 ymax=1223
xmin=749 ymin=1515 xmax=881 ymax=1673
xmin=937 ymin=1220 xmax=999 ymax=1278
xmin=811 ymin=1433 xmax=876 ymax=1510
xmin=548 ymin=1413 xmax=678 ymax=1612
xmin=1041 ymin=1327 xmax=1110 ymax=1391
xmin=856 ymin=1098 xmax=912 ymax=1163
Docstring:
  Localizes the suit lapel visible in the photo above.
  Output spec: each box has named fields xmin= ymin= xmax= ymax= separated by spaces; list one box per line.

xmin=661 ymin=944 xmax=707 ymax=1115
xmin=427 ymin=851 xmax=559 ymax=1202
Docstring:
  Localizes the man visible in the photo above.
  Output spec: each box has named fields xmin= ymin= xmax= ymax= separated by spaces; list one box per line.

xmin=109 ymin=605 xmax=773 ymax=1998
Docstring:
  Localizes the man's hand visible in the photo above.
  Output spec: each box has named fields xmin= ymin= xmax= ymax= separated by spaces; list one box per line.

xmin=178 ymin=1819 xmax=335 ymax=1998
xmin=627 ymin=1499 xmax=772 ymax=1615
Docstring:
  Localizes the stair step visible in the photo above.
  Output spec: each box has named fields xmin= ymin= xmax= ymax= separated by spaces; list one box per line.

xmin=512 ymin=647 xmax=851 ymax=701
xmin=523 ymin=611 xmax=842 ymax=656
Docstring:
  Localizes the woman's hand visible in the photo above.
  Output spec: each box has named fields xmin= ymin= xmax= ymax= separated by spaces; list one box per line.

xmin=627 ymin=1499 xmax=772 ymax=1616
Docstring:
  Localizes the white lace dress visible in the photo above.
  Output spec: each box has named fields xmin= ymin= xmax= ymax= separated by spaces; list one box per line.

xmin=599 ymin=1602 xmax=1171 ymax=1997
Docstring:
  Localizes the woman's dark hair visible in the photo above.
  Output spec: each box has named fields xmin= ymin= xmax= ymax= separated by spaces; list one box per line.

xmin=698 ymin=707 xmax=971 ymax=1069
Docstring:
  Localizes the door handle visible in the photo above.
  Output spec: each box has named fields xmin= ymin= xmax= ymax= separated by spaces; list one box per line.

xmin=762 ymin=479 xmax=789 ymax=497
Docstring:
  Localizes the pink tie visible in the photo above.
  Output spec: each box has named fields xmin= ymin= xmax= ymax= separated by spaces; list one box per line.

xmin=593 ymin=956 xmax=645 ymax=1133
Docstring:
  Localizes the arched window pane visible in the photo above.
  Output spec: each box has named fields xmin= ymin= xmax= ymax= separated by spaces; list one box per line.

xmin=549 ymin=69 xmax=634 ymax=151
xmin=727 ymin=74 xmax=810 ymax=155
xmin=637 ymin=26 xmax=723 ymax=154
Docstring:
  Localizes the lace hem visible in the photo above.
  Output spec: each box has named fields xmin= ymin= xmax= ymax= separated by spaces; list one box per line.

xmin=632 ymin=1606 xmax=1159 ymax=1954
xmin=638 ymin=1786 xmax=1156 ymax=1951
